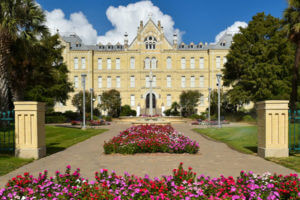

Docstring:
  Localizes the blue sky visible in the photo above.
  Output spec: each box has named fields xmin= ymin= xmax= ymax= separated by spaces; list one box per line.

xmin=37 ymin=0 xmax=288 ymax=44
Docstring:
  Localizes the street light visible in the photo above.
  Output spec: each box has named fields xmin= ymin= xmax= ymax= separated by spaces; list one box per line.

xmin=216 ymin=74 xmax=222 ymax=128
xmin=81 ymin=74 xmax=87 ymax=129
xmin=208 ymin=88 xmax=211 ymax=123
xmin=90 ymin=88 xmax=93 ymax=121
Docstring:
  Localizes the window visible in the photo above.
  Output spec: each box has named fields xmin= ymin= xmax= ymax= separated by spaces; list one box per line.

xmin=130 ymin=57 xmax=135 ymax=69
xmin=74 ymin=57 xmax=78 ymax=69
xmin=200 ymin=96 xmax=204 ymax=105
xmin=145 ymin=57 xmax=150 ymax=69
xmin=181 ymin=76 xmax=186 ymax=88
xmin=216 ymin=56 xmax=220 ymax=69
xmin=116 ymin=76 xmax=121 ymax=88
xmin=190 ymin=76 xmax=195 ymax=88
xmin=167 ymin=75 xmax=171 ymax=88
xmin=81 ymin=57 xmax=86 ymax=69
xmin=199 ymin=57 xmax=204 ymax=69
xmin=200 ymin=76 xmax=204 ymax=88
xmin=130 ymin=76 xmax=135 ymax=88
xmin=146 ymin=75 xmax=150 ymax=88
xmin=223 ymin=57 xmax=227 ymax=65
xmin=167 ymin=94 xmax=172 ymax=107
xmin=74 ymin=76 xmax=78 ymax=88
xmin=98 ymin=95 xmax=101 ymax=104
xmin=130 ymin=95 xmax=135 ymax=106
xmin=107 ymin=76 xmax=111 ymax=88
xmin=116 ymin=58 xmax=120 ymax=69
xmin=151 ymin=57 xmax=156 ymax=69
xmin=152 ymin=75 xmax=156 ymax=87
xmin=181 ymin=57 xmax=186 ymax=69
xmin=167 ymin=57 xmax=172 ymax=69
xmin=98 ymin=58 xmax=102 ymax=70
xmin=190 ymin=57 xmax=195 ymax=69
xmin=98 ymin=76 xmax=102 ymax=88
xmin=107 ymin=58 xmax=111 ymax=70
xmin=144 ymin=36 xmax=157 ymax=49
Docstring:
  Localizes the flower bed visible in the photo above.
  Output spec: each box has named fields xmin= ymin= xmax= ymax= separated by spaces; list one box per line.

xmin=103 ymin=125 xmax=199 ymax=154
xmin=1 ymin=163 xmax=299 ymax=199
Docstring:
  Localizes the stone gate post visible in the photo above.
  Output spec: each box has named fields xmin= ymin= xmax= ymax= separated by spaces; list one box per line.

xmin=256 ymin=100 xmax=289 ymax=158
xmin=14 ymin=102 xmax=46 ymax=159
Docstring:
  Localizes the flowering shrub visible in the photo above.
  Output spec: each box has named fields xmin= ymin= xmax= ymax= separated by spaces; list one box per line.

xmin=71 ymin=120 xmax=81 ymax=125
xmin=1 ymin=163 xmax=299 ymax=199
xmin=103 ymin=125 xmax=199 ymax=154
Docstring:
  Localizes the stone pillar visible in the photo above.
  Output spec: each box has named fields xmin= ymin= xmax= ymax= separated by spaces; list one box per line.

xmin=136 ymin=104 xmax=140 ymax=117
xmin=14 ymin=102 xmax=46 ymax=159
xmin=256 ymin=100 xmax=289 ymax=158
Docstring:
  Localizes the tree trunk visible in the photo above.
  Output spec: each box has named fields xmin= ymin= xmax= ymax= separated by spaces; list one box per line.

xmin=291 ymin=41 xmax=300 ymax=115
xmin=0 ymin=29 xmax=12 ymax=111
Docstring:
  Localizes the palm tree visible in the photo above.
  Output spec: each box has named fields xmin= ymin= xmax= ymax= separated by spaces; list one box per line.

xmin=283 ymin=0 xmax=300 ymax=113
xmin=0 ymin=0 xmax=47 ymax=110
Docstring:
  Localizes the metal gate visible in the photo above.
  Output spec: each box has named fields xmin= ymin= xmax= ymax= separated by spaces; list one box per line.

xmin=0 ymin=111 xmax=15 ymax=153
xmin=289 ymin=110 xmax=300 ymax=151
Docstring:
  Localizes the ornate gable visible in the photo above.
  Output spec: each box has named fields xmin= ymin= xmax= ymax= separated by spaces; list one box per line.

xmin=129 ymin=19 xmax=173 ymax=51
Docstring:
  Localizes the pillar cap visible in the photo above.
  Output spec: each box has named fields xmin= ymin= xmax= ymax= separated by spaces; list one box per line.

xmin=256 ymin=100 xmax=289 ymax=110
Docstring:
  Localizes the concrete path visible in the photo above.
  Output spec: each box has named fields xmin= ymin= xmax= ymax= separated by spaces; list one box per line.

xmin=0 ymin=123 xmax=297 ymax=187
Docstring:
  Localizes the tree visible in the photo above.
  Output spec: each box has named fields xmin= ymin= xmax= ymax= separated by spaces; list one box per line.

xmin=0 ymin=0 xmax=47 ymax=110
xmin=72 ymin=91 xmax=95 ymax=114
xmin=120 ymin=105 xmax=136 ymax=116
xmin=170 ymin=102 xmax=180 ymax=116
xmin=209 ymin=89 xmax=238 ymax=116
xmin=98 ymin=89 xmax=121 ymax=117
xmin=283 ymin=0 xmax=300 ymax=112
xmin=179 ymin=90 xmax=202 ymax=117
xmin=11 ymin=34 xmax=73 ymax=107
xmin=223 ymin=13 xmax=295 ymax=106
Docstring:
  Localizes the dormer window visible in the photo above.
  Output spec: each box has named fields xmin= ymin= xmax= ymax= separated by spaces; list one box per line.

xmin=220 ymin=42 xmax=226 ymax=46
xmin=197 ymin=45 xmax=203 ymax=48
xmin=144 ymin=36 xmax=157 ymax=49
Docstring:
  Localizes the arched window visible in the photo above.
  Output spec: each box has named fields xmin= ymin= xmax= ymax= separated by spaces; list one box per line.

xmin=145 ymin=57 xmax=150 ymax=69
xmin=151 ymin=57 xmax=156 ymax=69
xmin=144 ymin=36 xmax=157 ymax=49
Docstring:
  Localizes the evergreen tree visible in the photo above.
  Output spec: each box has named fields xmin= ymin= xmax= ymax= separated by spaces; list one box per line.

xmin=179 ymin=90 xmax=202 ymax=117
xmin=223 ymin=13 xmax=295 ymax=105
xmin=283 ymin=0 xmax=300 ymax=111
xmin=98 ymin=89 xmax=121 ymax=117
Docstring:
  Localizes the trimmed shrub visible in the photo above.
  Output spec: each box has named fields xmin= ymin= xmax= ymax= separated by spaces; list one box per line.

xmin=45 ymin=115 xmax=67 ymax=124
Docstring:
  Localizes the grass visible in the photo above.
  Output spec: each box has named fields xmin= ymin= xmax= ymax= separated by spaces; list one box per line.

xmin=194 ymin=126 xmax=300 ymax=173
xmin=0 ymin=126 xmax=107 ymax=176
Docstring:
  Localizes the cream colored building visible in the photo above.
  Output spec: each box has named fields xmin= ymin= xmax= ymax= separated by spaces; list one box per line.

xmin=54 ymin=19 xmax=232 ymax=115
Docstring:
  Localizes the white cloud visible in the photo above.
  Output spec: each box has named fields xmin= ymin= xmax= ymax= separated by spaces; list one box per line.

xmin=98 ymin=0 xmax=183 ymax=44
xmin=45 ymin=9 xmax=98 ymax=44
xmin=215 ymin=21 xmax=248 ymax=43
xmin=44 ymin=0 xmax=183 ymax=45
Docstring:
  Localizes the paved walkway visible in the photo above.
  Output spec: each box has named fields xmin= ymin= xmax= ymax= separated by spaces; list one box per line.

xmin=0 ymin=123 xmax=297 ymax=187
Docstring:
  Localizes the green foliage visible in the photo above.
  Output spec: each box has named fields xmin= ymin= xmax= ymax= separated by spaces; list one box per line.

xmin=163 ymin=109 xmax=171 ymax=116
xmin=164 ymin=102 xmax=180 ymax=116
xmin=209 ymin=89 xmax=238 ymax=116
xmin=103 ymin=116 xmax=112 ymax=122
xmin=72 ymin=91 xmax=95 ymax=114
xmin=11 ymin=34 xmax=73 ymax=107
xmin=242 ymin=115 xmax=256 ymax=122
xmin=120 ymin=105 xmax=136 ymax=116
xmin=98 ymin=89 xmax=121 ymax=118
xmin=64 ymin=110 xmax=80 ymax=121
xmin=190 ymin=114 xmax=201 ymax=120
xmin=45 ymin=116 xmax=67 ymax=124
xmin=283 ymin=0 xmax=300 ymax=111
xmin=180 ymin=91 xmax=202 ymax=117
xmin=223 ymin=13 xmax=295 ymax=105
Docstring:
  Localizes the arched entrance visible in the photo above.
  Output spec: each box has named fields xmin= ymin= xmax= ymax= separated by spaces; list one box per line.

xmin=146 ymin=93 xmax=156 ymax=108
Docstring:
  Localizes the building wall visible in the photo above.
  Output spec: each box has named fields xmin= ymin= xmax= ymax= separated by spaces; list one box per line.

xmin=54 ymin=19 xmax=230 ymax=115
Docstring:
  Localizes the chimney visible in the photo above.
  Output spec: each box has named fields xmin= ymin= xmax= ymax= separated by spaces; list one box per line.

xmin=173 ymin=32 xmax=178 ymax=48
xmin=140 ymin=20 xmax=143 ymax=29
xmin=158 ymin=20 xmax=161 ymax=29
xmin=124 ymin=32 xmax=128 ymax=49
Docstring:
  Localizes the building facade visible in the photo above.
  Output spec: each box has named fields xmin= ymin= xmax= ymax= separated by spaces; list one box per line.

xmin=54 ymin=19 xmax=232 ymax=115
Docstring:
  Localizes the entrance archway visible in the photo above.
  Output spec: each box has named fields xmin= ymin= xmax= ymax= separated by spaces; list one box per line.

xmin=146 ymin=93 xmax=156 ymax=108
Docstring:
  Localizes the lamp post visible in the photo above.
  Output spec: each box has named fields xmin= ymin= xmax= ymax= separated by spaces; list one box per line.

xmin=81 ymin=74 xmax=87 ymax=129
xmin=208 ymin=88 xmax=211 ymax=123
xmin=90 ymin=88 xmax=93 ymax=121
xmin=149 ymin=69 xmax=153 ymax=116
xmin=216 ymin=74 xmax=222 ymax=128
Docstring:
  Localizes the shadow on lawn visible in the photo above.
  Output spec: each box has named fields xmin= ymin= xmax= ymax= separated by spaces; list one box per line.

xmin=46 ymin=143 xmax=66 ymax=155
xmin=244 ymin=146 xmax=257 ymax=154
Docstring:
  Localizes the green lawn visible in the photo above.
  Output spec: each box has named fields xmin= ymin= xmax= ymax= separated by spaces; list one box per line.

xmin=193 ymin=126 xmax=300 ymax=172
xmin=0 ymin=126 xmax=107 ymax=176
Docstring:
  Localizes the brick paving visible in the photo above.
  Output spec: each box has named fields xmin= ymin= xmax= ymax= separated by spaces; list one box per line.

xmin=0 ymin=122 xmax=297 ymax=187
